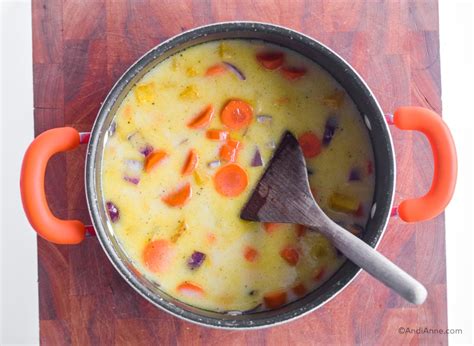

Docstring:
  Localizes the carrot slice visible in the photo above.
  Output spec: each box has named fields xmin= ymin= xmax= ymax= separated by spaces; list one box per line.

xmin=298 ymin=131 xmax=322 ymax=158
xmin=295 ymin=224 xmax=306 ymax=237
xmin=244 ymin=246 xmax=258 ymax=262
xmin=181 ymin=149 xmax=199 ymax=176
xmin=219 ymin=138 xmax=241 ymax=162
xmin=292 ymin=283 xmax=307 ymax=297
xmin=280 ymin=246 xmax=299 ymax=266
xmin=263 ymin=291 xmax=287 ymax=309
xmin=256 ymin=52 xmax=284 ymax=70
xmin=142 ymin=239 xmax=174 ymax=273
xmin=263 ymin=222 xmax=282 ymax=234
xmin=144 ymin=149 xmax=168 ymax=173
xmin=281 ymin=66 xmax=307 ymax=80
xmin=213 ymin=163 xmax=248 ymax=197
xmin=206 ymin=129 xmax=229 ymax=141
xmin=220 ymin=99 xmax=253 ymax=130
xmin=177 ymin=281 xmax=205 ymax=298
xmin=205 ymin=63 xmax=227 ymax=76
xmin=162 ymin=182 xmax=192 ymax=207
xmin=313 ymin=266 xmax=326 ymax=281
xmin=187 ymin=104 xmax=214 ymax=129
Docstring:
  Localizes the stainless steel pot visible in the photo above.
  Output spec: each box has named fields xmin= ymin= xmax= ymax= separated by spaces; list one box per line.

xmin=20 ymin=22 xmax=457 ymax=329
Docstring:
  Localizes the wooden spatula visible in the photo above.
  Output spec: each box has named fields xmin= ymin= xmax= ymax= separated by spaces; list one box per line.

xmin=241 ymin=131 xmax=427 ymax=305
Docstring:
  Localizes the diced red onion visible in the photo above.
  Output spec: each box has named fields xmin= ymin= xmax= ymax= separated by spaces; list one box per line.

xmin=348 ymin=168 xmax=361 ymax=181
xmin=223 ymin=62 xmax=246 ymax=80
xmin=140 ymin=145 xmax=154 ymax=157
xmin=323 ymin=116 xmax=338 ymax=146
xmin=207 ymin=160 xmax=221 ymax=169
xmin=125 ymin=159 xmax=143 ymax=173
xmin=106 ymin=202 xmax=119 ymax=223
xmin=123 ymin=176 xmax=140 ymax=185
xmin=256 ymin=115 xmax=272 ymax=124
xmin=187 ymin=251 xmax=206 ymax=270
xmin=251 ymin=147 xmax=263 ymax=167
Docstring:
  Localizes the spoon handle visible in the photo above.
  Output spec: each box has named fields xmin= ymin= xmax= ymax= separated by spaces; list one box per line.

xmin=317 ymin=222 xmax=427 ymax=305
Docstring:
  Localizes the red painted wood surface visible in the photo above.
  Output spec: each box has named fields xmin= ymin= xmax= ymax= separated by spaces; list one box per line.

xmin=32 ymin=1 xmax=446 ymax=344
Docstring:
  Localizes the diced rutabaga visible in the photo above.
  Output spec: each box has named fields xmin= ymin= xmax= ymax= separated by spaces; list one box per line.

xmin=328 ymin=192 xmax=359 ymax=213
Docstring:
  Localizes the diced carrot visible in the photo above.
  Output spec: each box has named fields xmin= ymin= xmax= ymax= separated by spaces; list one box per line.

xmin=213 ymin=164 xmax=248 ymax=197
xmin=292 ymin=283 xmax=307 ymax=297
xmin=367 ymin=160 xmax=374 ymax=175
xmin=142 ymin=239 xmax=174 ymax=273
xmin=206 ymin=129 xmax=229 ymax=141
xmin=220 ymin=99 xmax=253 ymax=130
xmin=281 ymin=66 xmax=307 ymax=80
xmin=263 ymin=222 xmax=282 ymax=234
xmin=187 ymin=104 xmax=214 ymax=129
xmin=177 ymin=281 xmax=205 ymax=298
xmin=354 ymin=203 xmax=364 ymax=217
xmin=263 ymin=291 xmax=287 ymax=309
xmin=256 ymin=52 xmax=285 ymax=70
xmin=298 ymin=132 xmax=322 ymax=158
xmin=219 ymin=138 xmax=241 ymax=162
xmin=313 ymin=266 xmax=326 ymax=281
xmin=205 ymin=63 xmax=227 ymax=76
xmin=162 ymin=182 xmax=192 ymax=207
xmin=206 ymin=232 xmax=217 ymax=245
xmin=280 ymin=246 xmax=299 ymax=266
xmin=181 ymin=149 xmax=199 ymax=176
xmin=144 ymin=149 xmax=168 ymax=173
xmin=295 ymin=224 xmax=306 ymax=237
xmin=244 ymin=246 xmax=258 ymax=262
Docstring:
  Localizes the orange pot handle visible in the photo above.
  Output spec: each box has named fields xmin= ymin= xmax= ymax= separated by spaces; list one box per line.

xmin=20 ymin=127 xmax=85 ymax=244
xmin=393 ymin=107 xmax=457 ymax=222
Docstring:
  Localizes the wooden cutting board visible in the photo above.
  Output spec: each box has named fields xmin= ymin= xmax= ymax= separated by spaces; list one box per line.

xmin=32 ymin=0 xmax=447 ymax=344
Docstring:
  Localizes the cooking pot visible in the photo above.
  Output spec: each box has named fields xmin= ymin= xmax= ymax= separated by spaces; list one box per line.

xmin=20 ymin=22 xmax=457 ymax=329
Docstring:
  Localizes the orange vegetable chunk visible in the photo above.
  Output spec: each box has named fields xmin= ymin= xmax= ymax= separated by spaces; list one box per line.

xmin=187 ymin=104 xmax=214 ymax=129
xmin=220 ymin=100 xmax=253 ymax=130
xmin=256 ymin=52 xmax=284 ymax=70
xmin=219 ymin=138 xmax=241 ymax=162
xmin=144 ymin=150 xmax=168 ymax=173
xmin=177 ymin=281 xmax=205 ymax=298
xmin=206 ymin=129 xmax=229 ymax=141
xmin=213 ymin=164 xmax=248 ymax=197
xmin=244 ymin=246 xmax=258 ymax=262
xmin=280 ymin=246 xmax=300 ymax=266
xmin=182 ymin=149 xmax=199 ymax=176
xmin=281 ymin=66 xmax=307 ymax=80
xmin=263 ymin=291 xmax=287 ymax=309
xmin=142 ymin=239 xmax=174 ymax=273
xmin=162 ymin=182 xmax=192 ymax=207
xmin=298 ymin=131 xmax=322 ymax=158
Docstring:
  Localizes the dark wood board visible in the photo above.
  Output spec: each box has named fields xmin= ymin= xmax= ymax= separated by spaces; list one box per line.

xmin=32 ymin=0 xmax=446 ymax=344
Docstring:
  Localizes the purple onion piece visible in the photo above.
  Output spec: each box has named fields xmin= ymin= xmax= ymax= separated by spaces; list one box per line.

xmin=256 ymin=115 xmax=272 ymax=124
xmin=187 ymin=251 xmax=206 ymax=270
xmin=223 ymin=62 xmax=246 ymax=80
xmin=348 ymin=168 xmax=361 ymax=181
xmin=140 ymin=145 xmax=154 ymax=157
xmin=207 ymin=160 xmax=221 ymax=169
xmin=106 ymin=202 xmax=119 ymax=223
xmin=323 ymin=116 xmax=338 ymax=146
xmin=250 ymin=147 xmax=263 ymax=167
xmin=123 ymin=176 xmax=140 ymax=185
xmin=108 ymin=121 xmax=116 ymax=136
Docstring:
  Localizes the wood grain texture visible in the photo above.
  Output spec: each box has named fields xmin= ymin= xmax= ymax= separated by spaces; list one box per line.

xmin=32 ymin=0 xmax=447 ymax=344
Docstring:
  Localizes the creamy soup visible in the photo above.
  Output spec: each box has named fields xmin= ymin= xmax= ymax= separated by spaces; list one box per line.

xmin=102 ymin=40 xmax=375 ymax=312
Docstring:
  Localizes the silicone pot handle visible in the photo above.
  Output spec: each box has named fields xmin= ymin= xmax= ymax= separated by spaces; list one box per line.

xmin=20 ymin=127 xmax=85 ymax=244
xmin=393 ymin=107 xmax=457 ymax=223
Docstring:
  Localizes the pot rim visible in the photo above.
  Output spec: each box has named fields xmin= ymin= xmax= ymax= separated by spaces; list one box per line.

xmin=85 ymin=21 xmax=395 ymax=329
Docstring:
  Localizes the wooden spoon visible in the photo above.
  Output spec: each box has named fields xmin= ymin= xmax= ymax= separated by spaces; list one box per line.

xmin=241 ymin=131 xmax=427 ymax=305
